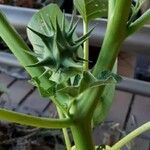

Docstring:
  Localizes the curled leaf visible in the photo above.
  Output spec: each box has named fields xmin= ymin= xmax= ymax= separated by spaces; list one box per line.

xmin=74 ymin=0 xmax=108 ymax=22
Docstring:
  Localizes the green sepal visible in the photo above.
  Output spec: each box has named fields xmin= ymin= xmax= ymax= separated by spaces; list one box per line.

xmin=26 ymin=57 xmax=56 ymax=68
xmin=29 ymin=77 xmax=56 ymax=97
xmin=67 ymin=18 xmax=80 ymax=39
xmin=56 ymin=70 xmax=121 ymax=99
xmin=23 ymin=49 xmax=42 ymax=58
xmin=74 ymin=26 xmax=95 ymax=43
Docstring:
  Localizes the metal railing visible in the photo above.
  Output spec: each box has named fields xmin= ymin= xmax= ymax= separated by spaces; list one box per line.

xmin=0 ymin=5 xmax=150 ymax=97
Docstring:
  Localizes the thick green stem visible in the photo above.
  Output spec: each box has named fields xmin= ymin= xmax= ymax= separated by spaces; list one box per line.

xmin=0 ymin=11 xmax=51 ymax=90
xmin=0 ymin=108 xmax=73 ymax=128
xmin=111 ymin=122 xmax=150 ymax=150
xmin=76 ymin=0 xmax=131 ymax=121
xmin=83 ymin=20 xmax=89 ymax=71
xmin=71 ymin=121 xmax=95 ymax=150
xmin=93 ymin=0 xmax=131 ymax=76
xmin=76 ymin=87 xmax=103 ymax=120
xmin=57 ymin=108 xmax=72 ymax=150
xmin=108 ymin=0 xmax=116 ymax=21
xmin=127 ymin=9 xmax=150 ymax=36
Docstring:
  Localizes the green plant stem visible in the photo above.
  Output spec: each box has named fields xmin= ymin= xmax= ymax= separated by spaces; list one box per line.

xmin=57 ymin=107 xmax=72 ymax=150
xmin=111 ymin=122 xmax=150 ymax=150
xmin=88 ymin=0 xmax=131 ymax=121
xmin=83 ymin=20 xmax=89 ymax=71
xmin=76 ymin=0 xmax=131 ymax=120
xmin=93 ymin=0 xmax=131 ymax=76
xmin=71 ymin=121 xmax=95 ymax=150
xmin=76 ymin=87 xmax=103 ymax=120
xmin=127 ymin=9 xmax=150 ymax=36
xmin=108 ymin=0 xmax=115 ymax=21
xmin=0 ymin=11 xmax=51 ymax=90
xmin=52 ymin=96 xmax=68 ymax=116
xmin=0 ymin=108 xmax=73 ymax=128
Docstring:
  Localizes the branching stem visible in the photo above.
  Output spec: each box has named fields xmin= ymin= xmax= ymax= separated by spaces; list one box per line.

xmin=83 ymin=20 xmax=89 ymax=71
xmin=127 ymin=9 xmax=150 ymax=36
xmin=76 ymin=0 xmax=131 ymax=121
xmin=0 ymin=11 xmax=51 ymax=90
xmin=71 ymin=121 xmax=94 ymax=150
xmin=57 ymin=107 xmax=72 ymax=150
xmin=0 ymin=108 xmax=73 ymax=128
xmin=111 ymin=122 xmax=150 ymax=150
xmin=93 ymin=0 xmax=131 ymax=76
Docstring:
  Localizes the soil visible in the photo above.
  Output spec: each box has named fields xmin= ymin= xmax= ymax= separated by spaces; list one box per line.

xmin=0 ymin=121 xmax=66 ymax=150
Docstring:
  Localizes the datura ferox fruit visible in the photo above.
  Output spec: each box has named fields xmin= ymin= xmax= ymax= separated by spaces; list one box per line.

xmin=26 ymin=13 xmax=93 ymax=84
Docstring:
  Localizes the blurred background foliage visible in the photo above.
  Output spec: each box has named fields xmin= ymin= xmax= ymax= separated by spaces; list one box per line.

xmin=0 ymin=0 xmax=64 ymax=8
xmin=0 ymin=0 xmax=75 ymax=13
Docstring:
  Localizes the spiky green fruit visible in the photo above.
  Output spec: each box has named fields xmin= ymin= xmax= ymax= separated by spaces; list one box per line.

xmin=27 ymin=10 xmax=93 ymax=83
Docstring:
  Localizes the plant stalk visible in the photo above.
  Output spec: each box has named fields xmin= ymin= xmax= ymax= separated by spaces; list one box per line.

xmin=127 ymin=9 xmax=150 ymax=36
xmin=71 ymin=121 xmax=95 ymax=150
xmin=0 ymin=11 xmax=51 ymax=90
xmin=76 ymin=0 xmax=131 ymax=122
xmin=93 ymin=0 xmax=131 ymax=76
xmin=111 ymin=122 xmax=150 ymax=150
xmin=108 ymin=0 xmax=116 ymax=21
xmin=83 ymin=20 xmax=89 ymax=71
xmin=0 ymin=108 xmax=73 ymax=128
xmin=76 ymin=87 xmax=103 ymax=120
xmin=57 ymin=107 xmax=72 ymax=150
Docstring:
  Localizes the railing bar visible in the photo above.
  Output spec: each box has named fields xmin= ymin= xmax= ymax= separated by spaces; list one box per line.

xmin=0 ymin=52 xmax=149 ymax=97
xmin=0 ymin=5 xmax=150 ymax=55
xmin=116 ymin=78 xmax=150 ymax=97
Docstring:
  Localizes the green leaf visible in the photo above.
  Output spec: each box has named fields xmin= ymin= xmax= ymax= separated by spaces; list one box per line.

xmin=74 ymin=0 xmax=108 ymax=22
xmin=27 ymin=4 xmax=61 ymax=58
xmin=57 ymin=86 xmax=79 ymax=98
xmin=93 ymin=60 xmax=121 ymax=125
xmin=93 ymin=82 xmax=116 ymax=125
xmin=97 ymin=70 xmax=122 ymax=82
xmin=79 ymin=71 xmax=96 ymax=93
